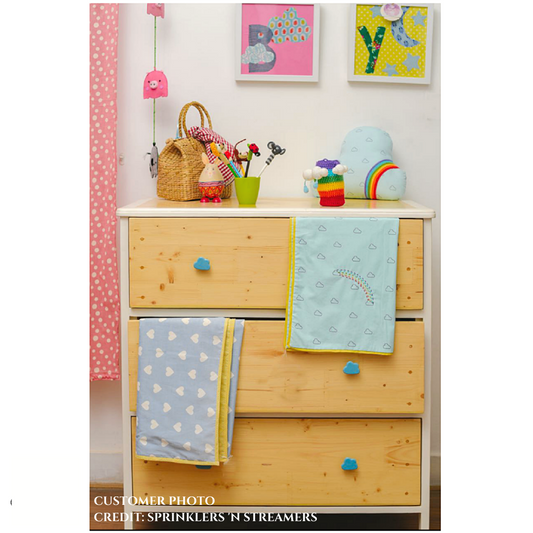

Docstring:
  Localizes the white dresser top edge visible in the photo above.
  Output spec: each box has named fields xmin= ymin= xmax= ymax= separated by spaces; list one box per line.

xmin=116 ymin=197 xmax=435 ymax=218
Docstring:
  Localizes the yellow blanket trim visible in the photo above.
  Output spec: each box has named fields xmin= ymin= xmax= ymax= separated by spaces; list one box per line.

xmin=213 ymin=318 xmax=229 ymax=464
xmin=285 ymin=345 xmax=393 ymax=356
xmin=285 ymin=218 xmax=296 ymax=347
xmin=135 ymin=454 xmax=220 ymax=466
xmin=218 ymin=319 xmax=235 ymax=462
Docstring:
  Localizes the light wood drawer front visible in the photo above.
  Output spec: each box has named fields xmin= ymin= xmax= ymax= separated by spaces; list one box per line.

xmin=129 ymin=218 xmax=289 ymax=309
xmin=128 ymin=320 xmax=424 ymax=414
xmin=128 ymin=218 xmax=423 ymax=309
xmin=131 ymin=417 xmax=421 ymax=506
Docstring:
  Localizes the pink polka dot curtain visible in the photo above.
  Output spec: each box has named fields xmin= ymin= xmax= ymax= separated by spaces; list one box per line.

xmin=90 ymin=4 xmax=120 ymax=381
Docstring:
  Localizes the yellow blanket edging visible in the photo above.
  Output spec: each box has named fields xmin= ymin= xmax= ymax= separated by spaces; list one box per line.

xmin=285 ymin=346 xmax=392 ymax=356
xmin=285 ymin=217 xmax=297 ymax=348
xmin=218 ymin=319 xmax=235 ymax=462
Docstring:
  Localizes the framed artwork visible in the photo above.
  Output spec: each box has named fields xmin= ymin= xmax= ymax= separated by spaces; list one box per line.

xmin=236 ymin=3 xmax=320 ymax=82
xmin=348 ymin=3 xmax=434 ymax=84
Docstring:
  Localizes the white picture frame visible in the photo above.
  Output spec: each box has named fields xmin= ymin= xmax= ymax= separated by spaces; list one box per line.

xmin=348 ymin=3 xmax=434 ymax=84
xmin=235 ymin=3 xmax=320 ymax=82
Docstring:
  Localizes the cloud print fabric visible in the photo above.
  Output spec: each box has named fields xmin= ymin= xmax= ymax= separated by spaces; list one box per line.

xmin=136 ymin=318 xmax=244 ymax=466
xmin=286 ymin=218 xmax=399 ymax=355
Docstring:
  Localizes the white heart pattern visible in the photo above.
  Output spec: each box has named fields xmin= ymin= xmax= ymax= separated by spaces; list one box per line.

xmin=203 ymin=318 xmax=211 ymax=326
xmin=153 ymin=383 xmax=162 ymax=394
xmin=200 ymin=352 xmax=208 ymax=362
xmin=175 ymin=386 xmax=184 ymax=396
xmin=178 ymin=350 xmax=187 ymax=360
xmin=197 ymin=388 xmax=206 ymax=398
xmin=139 ymin=436 xmax=147 ymax=446
xmin=143 ymin=365 xmax=152 ymax=375
xmin=168 ymin=331 xmax=177 ymax=341
xmin=137 ymin=381 xmax=140 ymax=391
xmin=141 ymin=401 xmax=150 ymax=410
xmin=186 ymin=405 xmax=194 ymax=415
xmin=207 ymin=407 xmax=215 ymax=417
xmin=210 ymin=372 xmax=218 ymax=381
xmin=155 ymin=348 xmax=164 ymax=358
xmin=182 ymin=318 xmax=190 ymax=324
xmin=183 ymin=442 xmax=191 ymax=451
xmin=205 ymin=443 xmax=213 ymax=454
xmin=161 ymin=438 xmax=168 ymax=447
xmin=165 ymin=367 xmax=174 ymax=377
xmin=173 ymin=422 xmax=182 ymax=433
xmin=195 ymin=424 xmax=203 ymax=434
xmin=146 ymin=329 xmax=155 ymax=339
xmin=188 ymin=370 xmax=197 ymax=380
xmin=212 ymin=336 xmax=221 ymax=345
xmin=190 ymin=333 xmax=199 ymax=343
xmin=150 ymin=419 xmax=159 ymax=429
xmin=138 ymin=346 xmax=142 ymax=356
xmin=158 ymin=318 xmax=167 ymax=322
xmin=163 ymin=402 xmax=171 ymax=413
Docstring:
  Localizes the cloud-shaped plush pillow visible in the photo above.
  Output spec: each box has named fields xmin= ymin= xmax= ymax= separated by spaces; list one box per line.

xmin=339 ymin=127 xmax=406 ymax=200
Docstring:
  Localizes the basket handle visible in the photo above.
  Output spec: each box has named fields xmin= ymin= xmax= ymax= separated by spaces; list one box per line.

xmin=177 ymin=101 xmax=212 ymax=139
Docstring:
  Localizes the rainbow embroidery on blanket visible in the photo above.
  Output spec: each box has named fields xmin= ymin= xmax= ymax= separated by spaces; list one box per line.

xmin=364 ymin=159 xmax=399 ymax=199
xmin=332 ymin=268 xmax=375 ymax=305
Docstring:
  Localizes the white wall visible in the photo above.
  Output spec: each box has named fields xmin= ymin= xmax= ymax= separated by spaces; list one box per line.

xmin=91 ymin=2 xmax=441 ymax=484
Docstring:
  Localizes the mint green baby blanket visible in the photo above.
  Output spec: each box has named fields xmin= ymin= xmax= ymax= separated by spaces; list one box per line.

xmin=285 ymin=217 xmax=399 ymax=355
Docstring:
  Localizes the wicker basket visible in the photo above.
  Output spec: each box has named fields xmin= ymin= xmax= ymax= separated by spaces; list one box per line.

xmin=157 ymin=101 xmax=232 ymax=201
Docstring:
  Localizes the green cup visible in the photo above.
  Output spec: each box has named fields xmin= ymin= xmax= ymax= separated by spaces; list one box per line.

xmin=234 ymin=176 xmax=261 ymax=207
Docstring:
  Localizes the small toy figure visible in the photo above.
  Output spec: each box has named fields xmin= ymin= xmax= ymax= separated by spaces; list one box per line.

xmin=244 ymin=142 xmax=261 ymax=177
xmin=143 ymin=69 xmax=168 ymax=99
xmin=303 ymin=159 xmax=348 ymax=207
xmin=258 ymin=141 xmax=286 ymax=177
xmin=149 ymin=144 xmax=158 ymax=179
xmin=233 ymin=139 xmax=249 ymax=162
xmin=198 ymin=152 xmax=224 ymax=203
xmin=248 ymin=143 xmax=261 ymax=157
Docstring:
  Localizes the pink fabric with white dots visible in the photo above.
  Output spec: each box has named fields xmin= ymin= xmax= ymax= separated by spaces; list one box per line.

xmin=90 ymin=4 xmax=120 ymax=381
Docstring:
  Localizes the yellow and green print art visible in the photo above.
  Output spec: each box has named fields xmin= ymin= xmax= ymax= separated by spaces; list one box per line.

xmin=354 ymin=5 xmax=428 ymax=79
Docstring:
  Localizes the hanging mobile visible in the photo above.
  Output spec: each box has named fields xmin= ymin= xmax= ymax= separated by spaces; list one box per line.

xmin=144 ymin=4 xmax=167 ymax=179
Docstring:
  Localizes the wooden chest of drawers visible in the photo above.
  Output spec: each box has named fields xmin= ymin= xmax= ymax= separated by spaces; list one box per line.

xmin=117 ymin=198 xmax=435 ymax=530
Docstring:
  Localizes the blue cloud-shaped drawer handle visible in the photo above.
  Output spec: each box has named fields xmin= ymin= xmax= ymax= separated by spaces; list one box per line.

xmin=195 ymin=465 xmax=212 ymax=469
xmin=343 ymin=361 xmax=360 ymax=375
xmin=193 ymin=257 xmax=210 ymax=271
xmin=341 ymin=458 xmax=358 ymax=471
